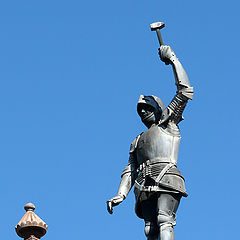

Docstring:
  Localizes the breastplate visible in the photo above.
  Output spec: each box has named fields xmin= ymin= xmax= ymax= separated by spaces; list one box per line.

xmin=136 ymin=124 xmax=181 ymax=165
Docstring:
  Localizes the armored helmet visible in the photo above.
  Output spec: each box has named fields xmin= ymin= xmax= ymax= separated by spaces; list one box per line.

xmin=137 ymin=95 xmax=165 ymax=114
xmin=137 ymin=95 xmax=165 ymax=126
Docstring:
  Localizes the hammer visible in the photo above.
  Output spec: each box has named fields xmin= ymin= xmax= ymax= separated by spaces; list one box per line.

xmin=150 ymin=22 xmax=165 ymax=46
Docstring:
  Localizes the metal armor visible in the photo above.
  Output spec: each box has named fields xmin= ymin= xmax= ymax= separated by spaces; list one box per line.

xmin=107 ymin=45 xmax=193 ymax=240
xmin=132 ymin=123 xmax=187 ymax=219
xmin=136 ymin=124 xmax=181 ymax=166
xmin=131 ymin=47 xmax=193 ymax=217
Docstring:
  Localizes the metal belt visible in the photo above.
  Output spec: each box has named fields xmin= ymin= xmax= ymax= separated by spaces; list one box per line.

xmin=137 ymin=158 xmax=175 ymax=172
xmin=134 ymin=181 xmax=160 ymax=192
xmin=135 ymin=162 xmax=175 ymax=192
xmin=155 ymin=163 xmax=175 ymax=183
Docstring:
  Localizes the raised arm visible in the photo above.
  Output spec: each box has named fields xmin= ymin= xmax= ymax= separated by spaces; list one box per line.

xmin=159 ymin=46 xmax=194 ymax=124
xmin=106 ymin=136 xmax=139 ymax=214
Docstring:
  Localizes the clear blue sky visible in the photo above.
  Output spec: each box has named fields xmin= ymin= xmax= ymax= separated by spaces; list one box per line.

xmin=1 ymin=0 xmax=239 ymax=239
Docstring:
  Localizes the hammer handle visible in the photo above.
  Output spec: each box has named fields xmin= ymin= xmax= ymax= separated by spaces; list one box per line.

xmin=156 ymin=29 xmax=164 ymax=46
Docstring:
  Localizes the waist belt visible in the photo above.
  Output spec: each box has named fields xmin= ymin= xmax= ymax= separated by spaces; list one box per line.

xmin=135 ymin=162 xmax=175 ymax=192
xmin=137 ymin=157 xmax=175 ymax=172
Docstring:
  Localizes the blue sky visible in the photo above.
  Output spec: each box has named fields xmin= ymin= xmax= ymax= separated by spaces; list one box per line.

xmin=1 ymin=0 xmax=240 ymax=239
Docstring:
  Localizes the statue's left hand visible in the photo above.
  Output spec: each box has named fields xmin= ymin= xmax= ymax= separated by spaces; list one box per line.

xmin=107 ymin=195 xmax=124 ymax=214
xmin=159 ymin=45 xmax=176 ymax=65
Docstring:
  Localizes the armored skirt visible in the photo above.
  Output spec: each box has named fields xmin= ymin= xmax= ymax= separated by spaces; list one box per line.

xmin=133 ymin=162 xmax=187 ymax=218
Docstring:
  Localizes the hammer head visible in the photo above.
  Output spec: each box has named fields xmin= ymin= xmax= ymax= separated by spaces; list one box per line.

xmin=150 ymin=22 xmax=165 ymax=31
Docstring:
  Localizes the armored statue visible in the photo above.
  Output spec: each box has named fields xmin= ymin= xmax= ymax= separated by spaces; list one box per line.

xmin=107 ymin=22 xmax=193 ymax=240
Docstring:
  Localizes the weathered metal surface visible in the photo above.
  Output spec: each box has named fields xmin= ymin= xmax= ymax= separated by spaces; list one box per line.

xmin=107 ymin=21 xmax=193 ymax=240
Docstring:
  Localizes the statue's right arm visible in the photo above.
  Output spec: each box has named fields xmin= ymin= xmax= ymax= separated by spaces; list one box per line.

xmin=159 ymin=45 xmax=194 ymax=124
xmin=107 ymin=136 xmax=139 ymax=214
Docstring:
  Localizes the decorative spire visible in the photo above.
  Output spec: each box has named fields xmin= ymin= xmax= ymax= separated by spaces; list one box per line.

xmin=15 ymin=203 xmax=48 ymax=240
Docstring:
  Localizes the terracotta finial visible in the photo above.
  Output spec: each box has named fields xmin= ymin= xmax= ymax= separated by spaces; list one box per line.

xmin=15 ymin=203 xmax=48 ymax=240
xmin=24 ymin=203 xmax=36 ymax=212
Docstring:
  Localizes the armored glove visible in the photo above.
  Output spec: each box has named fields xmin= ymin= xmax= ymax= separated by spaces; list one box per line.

xmin=158 ymin=45 xmax=177 ymax=65
xmin=107 ymin=194 xmax=125 ymax=214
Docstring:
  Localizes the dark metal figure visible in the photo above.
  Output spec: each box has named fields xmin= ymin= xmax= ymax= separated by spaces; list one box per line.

xmin=107 ymin=22 xmax=193 ymax=240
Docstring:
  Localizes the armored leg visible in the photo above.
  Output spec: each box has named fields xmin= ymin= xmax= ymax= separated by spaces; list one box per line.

xmin=141 ymin=194 xmax=159 ymax=240
xmin=156 ymin=193 xmax=181 ymax=240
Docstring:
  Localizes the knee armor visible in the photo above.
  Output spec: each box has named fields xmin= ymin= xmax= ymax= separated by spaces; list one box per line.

xmin=157 ymin=210 xmax=176 ymax=240
xmin=157 ymin=210 xmax=176 ymax=226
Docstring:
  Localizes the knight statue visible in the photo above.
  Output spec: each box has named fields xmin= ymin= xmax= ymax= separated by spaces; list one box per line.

xmin=106 ymin=22 xmax=193 ymax=240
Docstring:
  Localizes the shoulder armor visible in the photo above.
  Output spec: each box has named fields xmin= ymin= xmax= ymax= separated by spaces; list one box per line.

xmin=129 ymin=134 xmax=142 ymax=153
